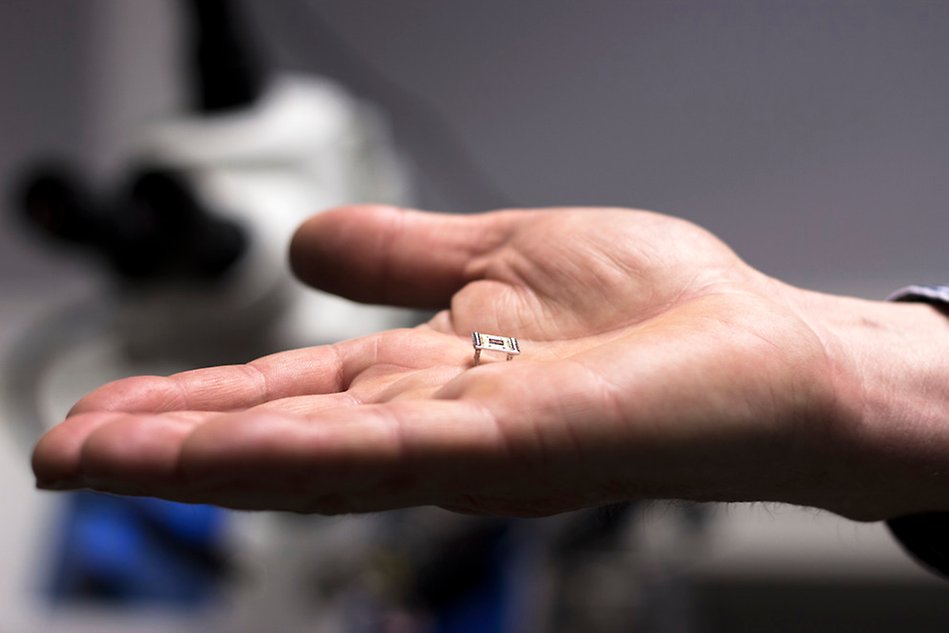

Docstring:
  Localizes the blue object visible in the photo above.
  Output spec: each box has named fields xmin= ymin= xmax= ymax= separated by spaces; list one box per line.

xmin=48 ymin=491 xmax=228 ymax=608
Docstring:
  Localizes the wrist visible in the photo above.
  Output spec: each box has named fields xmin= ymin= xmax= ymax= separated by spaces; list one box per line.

xmin=795 ymin=288 xmax=949 ymax=519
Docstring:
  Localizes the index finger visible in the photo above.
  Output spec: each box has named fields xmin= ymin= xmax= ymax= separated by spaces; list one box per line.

xmin=68 ymin=328 xmax=463 ymax=416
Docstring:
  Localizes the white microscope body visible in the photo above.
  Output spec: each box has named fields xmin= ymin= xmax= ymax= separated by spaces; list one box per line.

xmin=125 ymin=73 xmax=414 ymax=359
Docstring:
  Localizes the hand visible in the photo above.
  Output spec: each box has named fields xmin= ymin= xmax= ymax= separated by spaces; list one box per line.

xmin=31 ymin=205 xmax=949 ymax=519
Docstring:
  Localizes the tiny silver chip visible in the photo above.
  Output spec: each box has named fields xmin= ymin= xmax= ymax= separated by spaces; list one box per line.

xmin=471 ymin=331 xmax=520 ymax=365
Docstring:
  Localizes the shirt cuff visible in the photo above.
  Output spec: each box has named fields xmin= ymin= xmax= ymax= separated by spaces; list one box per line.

xmin=885 ymin=284 xmax=949 ymax=579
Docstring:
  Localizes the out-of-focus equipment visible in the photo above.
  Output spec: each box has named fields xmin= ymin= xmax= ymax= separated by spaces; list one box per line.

xmin=7 ymin=0 xmax=412 ymax=619
xmin=16 ymin=0 xmax=410 ymax=374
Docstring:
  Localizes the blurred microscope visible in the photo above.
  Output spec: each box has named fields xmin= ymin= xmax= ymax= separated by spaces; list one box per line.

xmin=16 ymin=0 xmax=410 ymax=370
xmin=7 ymin=0 xmax=414 ymax=628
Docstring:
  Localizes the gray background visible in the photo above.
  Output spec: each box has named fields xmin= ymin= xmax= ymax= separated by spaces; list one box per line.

xmin=256 ymin=0 xmax=949 ymax=295
xmin=2 ymin=0 xmax=949 ymax=295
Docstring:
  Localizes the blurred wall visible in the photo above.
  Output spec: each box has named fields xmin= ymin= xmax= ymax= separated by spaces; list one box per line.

xmin=249 ymin=0 xmax=949 ymax=296
xmin=3 ymin=1 xmax=949 ymax=295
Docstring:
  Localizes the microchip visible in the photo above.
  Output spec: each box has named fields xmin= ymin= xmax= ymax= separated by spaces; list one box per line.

xmin=471 ymin=331 xmax=520 ymax=364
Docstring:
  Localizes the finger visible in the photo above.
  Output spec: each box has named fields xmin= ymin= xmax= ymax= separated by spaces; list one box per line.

xmin=176 ymin=400 xmax=504 ymax=512
xmin=50 ymin=400 xmax=503 ymax=512
xmin=68 ymin=328 xmax=471 ymax=416
xmin=79 ymin=414 xmax=200 ymax=489
xmin=32 ymin=410 xmax=213 ymax=487
xmin=289 ymin=204 xmax=532 ymax=309
xmin=251 ymin=363 xmax=467 ymax=414
xmin=68 ymin=329 xmax=459 ymax=416
xmin=67 ymin=343 xmax=356 ymax=416
xmin=247 ymin=392 xmax=361 ymax=416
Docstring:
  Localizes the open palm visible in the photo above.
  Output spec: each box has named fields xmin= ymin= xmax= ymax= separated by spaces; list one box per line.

xmin=33 ymin=206 xmax=851 ymax=517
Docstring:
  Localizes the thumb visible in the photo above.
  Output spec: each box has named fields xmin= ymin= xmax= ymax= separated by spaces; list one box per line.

xmin=289 ymin=205 xmax=526 ymax=309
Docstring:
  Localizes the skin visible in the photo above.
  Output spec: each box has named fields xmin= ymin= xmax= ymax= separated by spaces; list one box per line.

xmin=31 ymin=205 xmax=949 ymax=520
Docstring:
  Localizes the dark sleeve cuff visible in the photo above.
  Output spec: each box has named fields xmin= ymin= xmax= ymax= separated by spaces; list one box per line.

xmin=887 ymin=513 xmax=949 ymax=579
xmin=884 ymin=284 xmax=949 ymax=580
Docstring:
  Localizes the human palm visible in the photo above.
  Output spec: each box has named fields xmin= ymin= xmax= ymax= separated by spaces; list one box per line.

xmin=33 ymin=206 xmax=848 ymax=517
